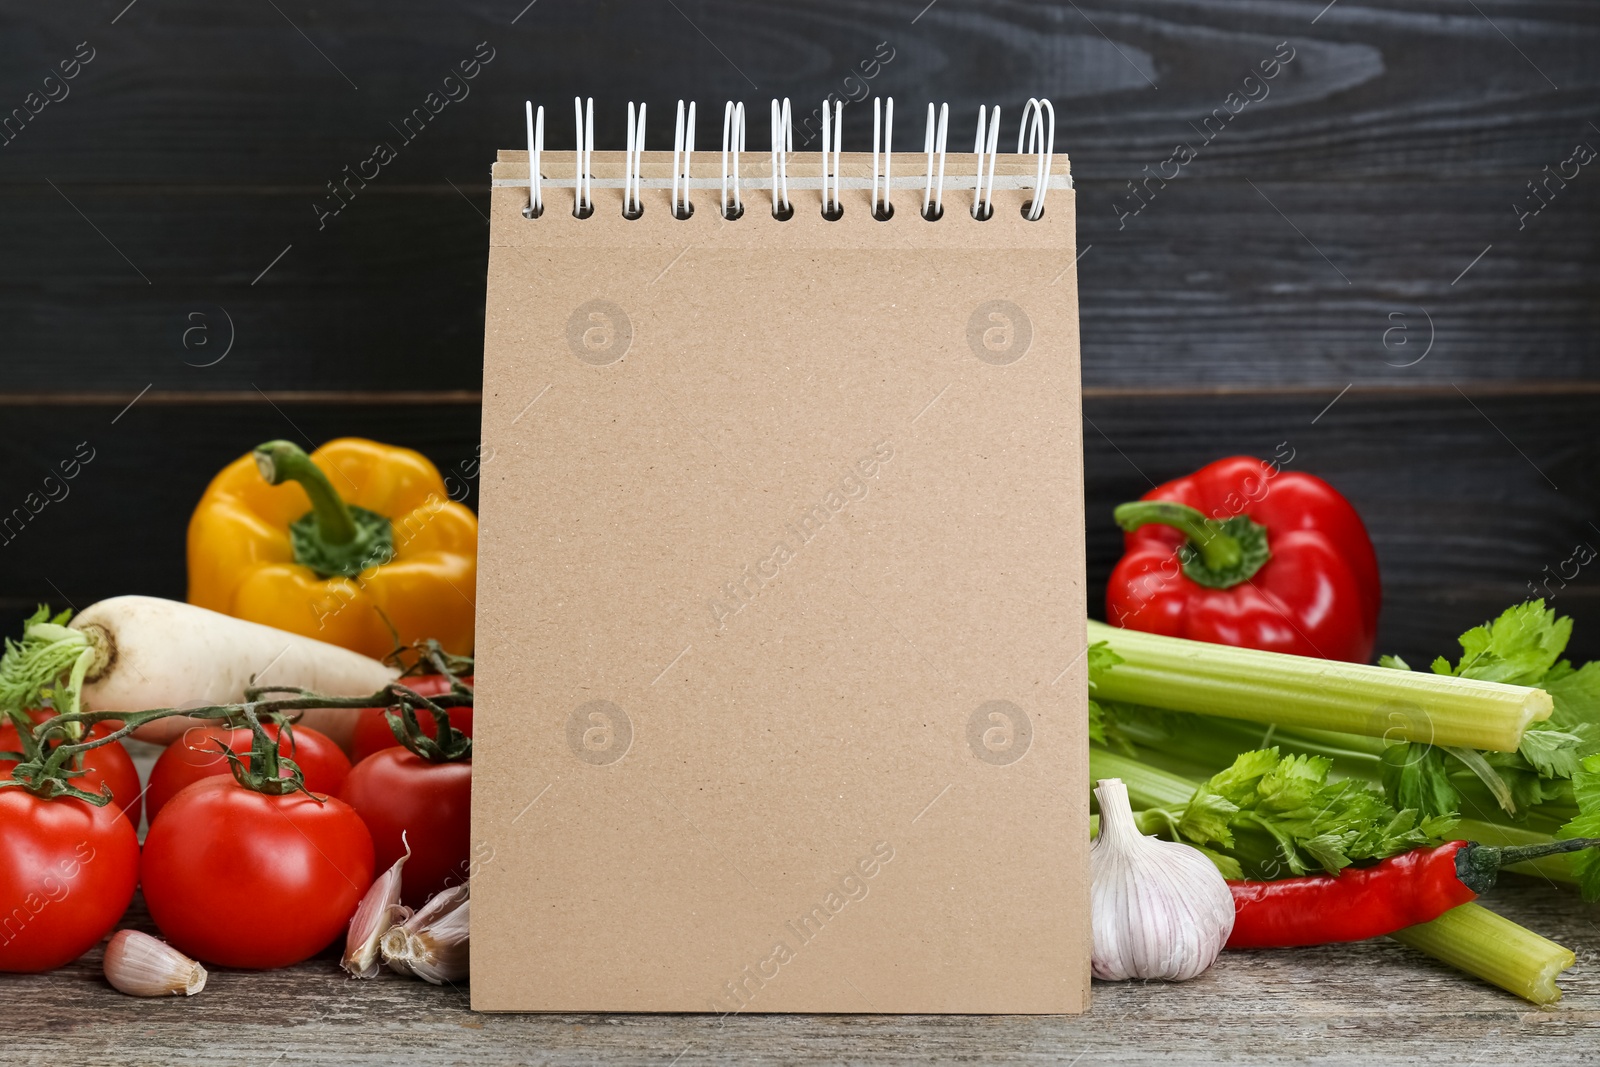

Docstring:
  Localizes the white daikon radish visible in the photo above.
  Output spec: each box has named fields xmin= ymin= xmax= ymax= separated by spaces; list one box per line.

xmin=0 ymin=595 xmax=395 ymax=749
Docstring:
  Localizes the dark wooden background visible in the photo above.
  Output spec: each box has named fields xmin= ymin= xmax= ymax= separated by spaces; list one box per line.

xmin=1 ymin=0 xmax=1596 ymax=661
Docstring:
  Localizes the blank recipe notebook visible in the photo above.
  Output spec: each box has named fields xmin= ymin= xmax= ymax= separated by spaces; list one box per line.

xmin=471 ymin=97 xmax=1090 ymax=1013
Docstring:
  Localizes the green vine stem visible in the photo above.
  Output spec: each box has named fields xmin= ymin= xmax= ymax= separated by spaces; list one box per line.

xmin=384 ymin=641 xmax=473 ymax=763
xmin=215 ymin=707 xmax=322 ymax=800
xmin=1 ymin=678 xmax=474 ymax=805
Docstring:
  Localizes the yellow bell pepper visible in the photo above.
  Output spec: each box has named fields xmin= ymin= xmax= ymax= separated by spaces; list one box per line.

xmin=187 ymin=437 xmax=477 ymax=659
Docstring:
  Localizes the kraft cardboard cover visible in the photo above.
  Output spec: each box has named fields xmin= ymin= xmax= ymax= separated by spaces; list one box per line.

xmin=471 ymin=147 xmax=1088 ymax=1013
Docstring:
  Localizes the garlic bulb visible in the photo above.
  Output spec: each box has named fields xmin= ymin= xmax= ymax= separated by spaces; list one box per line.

xmin=103 ymin=930 xmax=207 ymax=996
xmin=1090 ymin=777 xmax=1234 ymax=981
xmin=343 ymin=842 xmax=412 ymax=979
xmin=381 ymin=881 xmax=469 ymax=985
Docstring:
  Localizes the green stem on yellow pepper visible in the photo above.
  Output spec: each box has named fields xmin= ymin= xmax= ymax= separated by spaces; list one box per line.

xmin=254 ymin=440 xmax=359 ymax=545
xmin=252 ymin=440 xmax=393 ymax=580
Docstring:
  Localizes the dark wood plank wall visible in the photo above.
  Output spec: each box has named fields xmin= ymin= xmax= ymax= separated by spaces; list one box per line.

xmin=1 ymin=1 xmax=1596 ymax=661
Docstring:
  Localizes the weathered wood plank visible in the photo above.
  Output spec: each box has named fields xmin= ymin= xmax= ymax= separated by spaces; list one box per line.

xmin=5 ymin=4 xmax=1595 ymax=393
xmin=0 ymin=392 xmax=1593 ymax=663
xmin=0 ymin=179 xmax=1595 ymax=391
xmin=2 ymin=1 xmax=1596 ymax=183
xmin=5 ymin=883 xmax=1596 ymax=1066
xmin=1074 ymin=175 xmax=1600 ymax=388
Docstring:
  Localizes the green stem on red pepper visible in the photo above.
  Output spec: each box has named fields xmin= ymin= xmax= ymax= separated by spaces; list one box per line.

xmin=1113 ymin=500 xmax=1271 ymax=589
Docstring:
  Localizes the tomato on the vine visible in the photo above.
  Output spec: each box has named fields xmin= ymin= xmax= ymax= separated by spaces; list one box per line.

xmin=350 ymin=675 xmax=473 ymax=765
xmin=341 ymin=748 xmax=471 ymax=907
xmin=144 ymin=721 xmax=350 ymax=821
xmin=0 ymin=789 xmax=139 ymax=972
xmin=142 ymin=777 xmax=374 ymax=968
xmin=0 ymin=716 xmax=142 ymax=828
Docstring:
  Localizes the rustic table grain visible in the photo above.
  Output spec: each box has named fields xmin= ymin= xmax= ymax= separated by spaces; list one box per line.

xmin=9 ymin=881 xmax=1596 ymax=1067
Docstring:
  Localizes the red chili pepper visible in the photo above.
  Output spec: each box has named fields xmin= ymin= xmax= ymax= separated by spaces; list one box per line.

xmin=1226 ymin=838 xmax=1600 ymax=948
xmin=1107 ymin=455 xmax=1381 ymax=663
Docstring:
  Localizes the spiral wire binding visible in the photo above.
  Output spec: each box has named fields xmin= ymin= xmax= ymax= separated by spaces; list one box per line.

xmin=922 ymin=102 xmax=949 ymax=220
xmin=513 ymin=98 xmax=1058 ymax=224
xmin=1017 ymin=98 xmax=1055 ymax=221
xmin=720 ymin=101 xmax=746 ymax=219
xmin=671 ymin=100 xmax=697 ymax=219
xmin=623 ymin=101 xmax=648 ymax=218
xmin=524 ymin=101 xmax=544 ymax=217
xmin=572 ymin=96 xmax=594 ymax=217
xmin=871 ymin=96 xmax=894 ymax=221
xmin=769 ymin=97 xmax=793 ymax=218
xmin=820 ymin=99 xmax=843 ymax=219
xmin=972 ymin=105 xmax=1000 ymax=220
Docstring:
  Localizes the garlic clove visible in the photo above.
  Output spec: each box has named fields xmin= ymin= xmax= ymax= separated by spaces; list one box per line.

xmin=343 ymin=838 xmax=413 ymax=978
xmin=103 ymin=930 xmax=207 ymax=997
xmin=1090 ymin=777 xmax=1235 ymax=982
xmin=381 ymin=880 xmax=469 ymax=985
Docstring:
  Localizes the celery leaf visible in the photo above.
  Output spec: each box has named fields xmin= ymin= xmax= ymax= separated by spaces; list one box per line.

xmin=1517 ymin=723 xmax=1596 ymax=780
xmin=1385 ymin=601 xmax=1596 ymax=817
xmin=1381 ymin=742 xmax=1459 ymax=820
xmin=1175 ymin=747 xmax=1455 ymax=877
xmin=1086 ymin=640 xmax=1124 ymax=748
xmin=1545 ymin=660 xmax=1600 ymax=729
xmin=1557 ymin=753 xmax=1600 ymax=902
xmin=1434 ymin=600 xmax=1571 ymax=686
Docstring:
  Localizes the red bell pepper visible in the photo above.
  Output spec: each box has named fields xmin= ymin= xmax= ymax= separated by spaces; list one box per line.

xmin=1106 ymin=455 xmax=1381 ymax=663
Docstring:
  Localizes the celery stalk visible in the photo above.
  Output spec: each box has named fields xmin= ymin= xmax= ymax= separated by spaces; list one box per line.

xmin=1115 ymin=712 xmax=1387 ymax=784
xmin=1389 ymin=903 xmax=1575 ymax=1005
xmin=1088 ymin=620 xmax=1552 ymax=752
xmin=1089 ymin=747 xmax=1197 ymax=808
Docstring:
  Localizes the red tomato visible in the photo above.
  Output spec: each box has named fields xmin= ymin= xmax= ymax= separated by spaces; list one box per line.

xmin=341 ymin=749 xmax=471 ymax=907
xmin=142 ymin=777 xmax=374 ymax=968
xmin=144 ymin=722 xmax=350 ymax=821
xmin=0 ymin=717 xmax=142 ymax=829
xmin=0 ymin=789 xmax=140 ymax=972
xmin=350 ymin=675 xmax=473 ymax=765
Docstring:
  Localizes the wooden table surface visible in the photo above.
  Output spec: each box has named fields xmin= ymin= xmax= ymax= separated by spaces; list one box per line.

xmin=9 ymin=880 xmax=1596 ymax=1066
